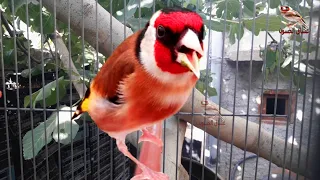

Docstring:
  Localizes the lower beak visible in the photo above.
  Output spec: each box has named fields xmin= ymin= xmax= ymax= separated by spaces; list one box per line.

xmin=177 ymin=52 xmax=201 ymax=79
xmin=176 ymin=29 xmax=203 ymax=79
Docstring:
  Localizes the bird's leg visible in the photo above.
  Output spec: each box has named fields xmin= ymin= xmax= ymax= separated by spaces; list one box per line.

xmin=115 ymin=135 xmax=168 ymax=180
xmin=138 ymin=128 xmax=163 ymax=148
xmin=287 ymin=22 xmax=298 ymax=28
xmin=201 ymin=100 xmax=222 ymax=124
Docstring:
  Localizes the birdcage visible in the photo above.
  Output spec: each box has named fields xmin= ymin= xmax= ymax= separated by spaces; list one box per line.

xmin=0 ymin=0 xmax=319 ymax=180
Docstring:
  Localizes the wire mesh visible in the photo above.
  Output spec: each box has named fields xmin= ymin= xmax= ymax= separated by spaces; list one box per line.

xmin=0 ymin=0 xmax=319 ymax=180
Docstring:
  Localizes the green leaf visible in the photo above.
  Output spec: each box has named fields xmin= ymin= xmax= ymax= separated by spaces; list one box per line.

xmin=207 ymin=86 xmax=218 ymax=97
xmin=24 ymin=90 xmax=40 ymax=108
xmin=269 ymin=0 xmax=281 ymax=9
xmin=4 ymin=49 xmax=15 ymax=65
xmin=280 ymin=65 xmax=291 ymax=77
xmin=170 ymin=0 xmax=183 ymax=6
xmin=22 ymin=112 xmax=56 ymax=159
xmin=289 ymin=34 xmax=305 ymax=42
xmin=2 ymin=36 xmax=15 ymax=50
xmin=39 ymin=79 xmax=68 ymax=108
xmin=216 ymin=5 xmax=223 ymax=18
xmin=15 ymin=3 xmax=55 ymax=34
xmin=186 ymin=3 xmax=196 ymax=11
xmin=21 ymin=66 xmax=42 ymax=78
xmin=8 ymin=0 xmax=38 ymax=12
xmin=24 ymin=76 xmax=68 ymax=108
xmin=293 ymin=72 xmax=306 ymax=94
xmin=134 ymin=6 xmax=154 ymax=18
xmin=98 ymin=0 xmax=129 ymax=14
xmin=1 ymin=36 xmax=16 ymax=67
xmin=198 ymin=12 xmax=207 ymax=20
xmin=216 ymin=0 xmax=241 ymax=19
xmin=265 ymin=46 xmax=277 ymax=68
xmin=188 ymin=0 xmax=203 ymax=7
xmin=52 ymin=106 xmax=79 ymax=145
xmin=126 ymin=17 xmax=149 ymax=32
xmin=196 ymin=81 xmax=205 ymax=94
xmin=265 ymin=68 xmax=269 ymax=81
xmin=299 ymin=41 xmax=317 ymax=53
xmin=114 ymin=0 xmax=153 ymax=23
xmin=243 ymin=0 xmax=255 ymax=17
xmin=281 ymin=55 xmax=293 ymax=68
xmin=199 ymin=69 xmax=213 ymax=83
xmin=243 ymin=14 xmax=283 ymax=36
xmin=269 ymin=51 xmax=278 ymax=73
xmin=228 ymin=23 xmax=244 ymax=44
xmin=196 ymin=69 xmax=217 ymax=96
xmin=204 ymin=20 xmax=227 ymax=32
xmin=243 ymin=0 xmax=254 ymax=12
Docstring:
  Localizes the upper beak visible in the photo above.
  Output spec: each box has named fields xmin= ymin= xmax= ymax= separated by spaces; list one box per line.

xmin=176 ymin=29 xmax=204 ymax=79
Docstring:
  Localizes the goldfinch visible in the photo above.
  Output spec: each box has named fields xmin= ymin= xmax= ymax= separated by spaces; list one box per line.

xmin=72 ymin=7 xmax=204 ymax=180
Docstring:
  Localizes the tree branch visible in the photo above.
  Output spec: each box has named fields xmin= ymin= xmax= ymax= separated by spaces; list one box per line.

xmin=0 ymin=10 xmax=41 ymax=64
xmin=40 ymin=0 xmax=133 ymax=58
xmin=180 ymin=89 xmax=310 ymax=177
xmin=49 ymin=31 xmax=87 ymax=98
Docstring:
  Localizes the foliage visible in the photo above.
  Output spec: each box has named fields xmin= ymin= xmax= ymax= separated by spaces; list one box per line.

xmin=23 ymin=106 xmax=79 ymax=159
xmin=0 ymin=0 xmax=318 ymax=159
xmin=22 ymin=110 xmax=56 ymax=160
xmin=23 ymin=76 xmax=69 ymax=108
xmin=196 ymin=70 xmax=217 ymax=97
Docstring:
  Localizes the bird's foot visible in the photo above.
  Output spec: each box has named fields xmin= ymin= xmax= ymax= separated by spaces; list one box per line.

xmin=131 ymin=168 xmax=169 ymax=180
xmin=201 ymin=100 xmax=222 ymax=123
xmin=138 ymin=128 xmax=163 ymax=148
xmin=116 ymin=138 xmax=168 ymax=180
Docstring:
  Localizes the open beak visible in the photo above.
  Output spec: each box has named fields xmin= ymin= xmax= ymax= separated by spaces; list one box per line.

xmin=176 ymin=29 xmax=204 ymax=79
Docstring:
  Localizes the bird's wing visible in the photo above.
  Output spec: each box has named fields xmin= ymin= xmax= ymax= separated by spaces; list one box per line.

xmin=284 ymin=10 xmax=308 ymax=27
xmin=288 ymin=10 xmax=306 ymax=22
xmin=293 ymin=11 xmax=307 ymax=24
xmin=91 ymin=30 xmax=143 ymax=104
xmin=284 ymin=10 xmax=300 ymax=18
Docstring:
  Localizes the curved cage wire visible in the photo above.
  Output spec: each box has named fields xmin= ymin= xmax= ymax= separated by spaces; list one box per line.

xmin=0 ymin=0 xmax=319 ymax=180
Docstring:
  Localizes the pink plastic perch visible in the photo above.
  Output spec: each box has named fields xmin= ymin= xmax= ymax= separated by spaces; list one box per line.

xmin=134 ymin=122 xmax=163 ymax=176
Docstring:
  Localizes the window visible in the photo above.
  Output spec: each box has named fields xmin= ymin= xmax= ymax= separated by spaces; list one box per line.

xmin=259 ymin=90 xmax=296 ymax=124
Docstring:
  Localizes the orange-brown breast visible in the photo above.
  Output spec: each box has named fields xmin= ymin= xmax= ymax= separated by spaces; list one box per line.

xmin=95 ymin=67 xmax=197 ymax=132
xmin=122 ymin=70 xmax=197 ymax=130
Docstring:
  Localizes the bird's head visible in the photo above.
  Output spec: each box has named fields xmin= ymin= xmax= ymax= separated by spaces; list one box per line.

xmin=137 ymin=7 xmax=205 ymax=82
xmin=279 ymin=5 xmax=291 ymax=14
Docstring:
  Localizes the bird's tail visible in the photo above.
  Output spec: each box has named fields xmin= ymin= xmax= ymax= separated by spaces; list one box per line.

xmin=300 ymin=19 xmax=309 ymax=31
xmin=71 ymin=88 xmax=91 ymax=120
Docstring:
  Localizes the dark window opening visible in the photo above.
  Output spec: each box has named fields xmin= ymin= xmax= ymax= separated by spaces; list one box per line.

xmin=266 ymin=98 xmax=286 ymax=115
xmin=259 ymin=90 xmax=296 ymax=123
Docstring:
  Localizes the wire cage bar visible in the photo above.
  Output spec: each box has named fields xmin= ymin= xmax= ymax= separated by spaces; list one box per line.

xmin=0 ymin=0 xmax=319 ymax=180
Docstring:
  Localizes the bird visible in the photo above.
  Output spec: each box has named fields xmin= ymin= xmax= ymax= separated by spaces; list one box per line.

xmin=71 ymin=7 xmax=205 ymax=180
xmin=279 ymin=6 xmax=309 ymax=31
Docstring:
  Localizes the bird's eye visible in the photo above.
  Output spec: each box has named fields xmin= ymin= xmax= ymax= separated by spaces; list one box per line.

xmin=157 ymin=25 xmax=166 ymax=38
